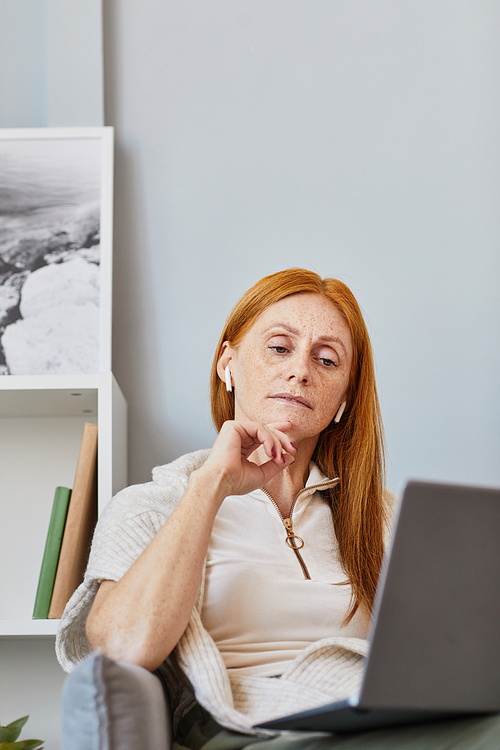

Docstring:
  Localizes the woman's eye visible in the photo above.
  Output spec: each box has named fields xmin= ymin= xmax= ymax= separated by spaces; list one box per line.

xmin=270 ymin=345 xmax=288 ymax=354
xmin=319 ymin=357 xmax=337 ymax=367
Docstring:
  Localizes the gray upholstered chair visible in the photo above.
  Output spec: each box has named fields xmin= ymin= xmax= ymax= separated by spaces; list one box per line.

xmin=61 ymin=651 xmax=172 ymax=750
xmin=61 ymin=652 xmax=500 ymax=749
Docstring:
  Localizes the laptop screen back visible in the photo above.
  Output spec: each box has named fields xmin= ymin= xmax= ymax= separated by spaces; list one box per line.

xmin=359 ymin=480 xmax=500 ymax=713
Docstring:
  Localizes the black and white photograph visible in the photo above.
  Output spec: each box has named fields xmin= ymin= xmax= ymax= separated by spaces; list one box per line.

xmin=0 ymin=133 xmax=108 ymax=375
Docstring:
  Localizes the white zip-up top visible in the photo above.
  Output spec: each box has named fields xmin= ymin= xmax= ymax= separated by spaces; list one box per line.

xmin=202 ymin=463 xmax=369 ymax=677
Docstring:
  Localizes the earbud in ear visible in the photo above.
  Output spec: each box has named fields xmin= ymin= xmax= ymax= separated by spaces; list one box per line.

xmin=334 ymin=401 xmax=347 ymax=423
xmin=225 ymin=364 xmax=232 ymax=392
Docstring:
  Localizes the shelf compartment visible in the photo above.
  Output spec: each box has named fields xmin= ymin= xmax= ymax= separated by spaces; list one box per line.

xmin=0 ymin=413 xmax=97 ymax=621
xmin=0 ymin=372 xmax=127 ymax=624
xmin=0 ymin=375 xmax=99 ymax=417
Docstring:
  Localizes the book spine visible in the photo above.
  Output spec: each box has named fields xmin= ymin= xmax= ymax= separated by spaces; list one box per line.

xmin=32 ymin=487 xmax=72 ymax=619
xmin=48 ymin=422 xmax=98 ymax=619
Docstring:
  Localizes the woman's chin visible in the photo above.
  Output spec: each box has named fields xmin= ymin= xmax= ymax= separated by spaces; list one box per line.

xmin=235 ymin=405 xmax=322 ymax=444
xmin=268 ymin=418 xmax=320 ymax=448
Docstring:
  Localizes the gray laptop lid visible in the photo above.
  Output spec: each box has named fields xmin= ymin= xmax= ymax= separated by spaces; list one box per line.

xmin=359 ymin=480 xmax=500 ymax=713
xmin=257 ymin=479 xmax=500 ymax=733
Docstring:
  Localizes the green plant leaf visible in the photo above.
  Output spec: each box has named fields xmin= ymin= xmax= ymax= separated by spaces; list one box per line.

xmin=0 ymin=718 xmax=43 ymax=749
xmin=0 ymin=716 xmax=29 ymax=743
xmin=0 ymin=729 xmax=21 ymax=743
xmin=5 ymin=719 xmax=28 ymax=731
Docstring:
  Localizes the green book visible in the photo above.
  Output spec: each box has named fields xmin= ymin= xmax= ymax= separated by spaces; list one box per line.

xmin=32 ymin=487 xmax=72 ymax=619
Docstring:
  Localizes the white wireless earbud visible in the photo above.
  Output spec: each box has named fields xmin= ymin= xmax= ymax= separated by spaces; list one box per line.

xmin=225 ymin=364 xmax=232 ymax=392
xmin=334 ymin=401 xmax=347 ymax=423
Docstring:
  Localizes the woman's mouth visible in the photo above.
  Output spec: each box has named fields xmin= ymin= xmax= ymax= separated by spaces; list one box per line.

xmin=269 ymin=393 xmax=312 ymax=409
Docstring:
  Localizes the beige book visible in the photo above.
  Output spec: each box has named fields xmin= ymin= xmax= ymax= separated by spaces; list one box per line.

xmin=48 ymin=422 xmax=98 ymax=619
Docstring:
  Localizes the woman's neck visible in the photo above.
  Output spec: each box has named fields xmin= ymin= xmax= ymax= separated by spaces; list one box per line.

xmin=253 ymin=437 xmax=318 ymax=517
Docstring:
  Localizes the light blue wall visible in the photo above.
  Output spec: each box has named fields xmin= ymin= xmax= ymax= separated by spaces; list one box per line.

xmin=105 ymin=0 xmax=500 ymax=494
xmin=0 ymin=0 xmax=103 ymax=127
xmin=46 ymin=0 xmax=103 ymax=126
xmin=0 ymin=0 xmax=47 ymax=127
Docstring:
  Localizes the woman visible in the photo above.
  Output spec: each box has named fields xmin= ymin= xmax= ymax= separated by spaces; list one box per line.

xmin=57 ymin=268 xmax=391 ymax=740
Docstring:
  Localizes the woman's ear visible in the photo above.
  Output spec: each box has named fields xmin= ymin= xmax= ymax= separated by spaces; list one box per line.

xmin=216 ymin=342 xmax=233 ymax=386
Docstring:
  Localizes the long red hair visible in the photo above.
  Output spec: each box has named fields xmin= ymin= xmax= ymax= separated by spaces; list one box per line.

xmin=210 ymin=268 xmax=386 ymax=623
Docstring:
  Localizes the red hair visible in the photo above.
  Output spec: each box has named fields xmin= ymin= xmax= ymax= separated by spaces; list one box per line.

xmin=210 ymin=268 xmax=386 ymax=622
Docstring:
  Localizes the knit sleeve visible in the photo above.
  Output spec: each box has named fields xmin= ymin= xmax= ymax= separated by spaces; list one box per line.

xmin=383 ymin=488 xmax=398 ymax=545
xmin=55 ymin=480 xmax=180 ymax=672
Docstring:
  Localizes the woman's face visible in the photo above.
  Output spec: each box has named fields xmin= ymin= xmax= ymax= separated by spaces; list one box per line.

xmin=220 ymin=293 xmax=353 ymax=447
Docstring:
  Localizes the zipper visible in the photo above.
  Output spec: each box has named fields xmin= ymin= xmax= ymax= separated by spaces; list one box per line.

xmin=260 ymin=481 xmax=335 ymax=581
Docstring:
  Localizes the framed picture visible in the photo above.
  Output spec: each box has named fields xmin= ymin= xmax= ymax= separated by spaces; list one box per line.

xmin=0 ymin=127 xmax=113 ymax=376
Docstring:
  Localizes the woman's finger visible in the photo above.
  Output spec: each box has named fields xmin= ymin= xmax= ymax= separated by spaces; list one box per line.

xmin=257 ymin=452 xmax=296 ymax=485
xmin=256 ymin=422 xmax=298 ymax=462
xmin=239 ymin=422 xmax=297 ymax=464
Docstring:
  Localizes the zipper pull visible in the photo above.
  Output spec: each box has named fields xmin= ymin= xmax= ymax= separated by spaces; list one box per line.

xmin=282 ymin=518 xmax=305 ymax=550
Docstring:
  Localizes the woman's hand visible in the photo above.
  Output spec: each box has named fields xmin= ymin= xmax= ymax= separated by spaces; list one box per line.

xmin=195 ymin=420 xmax=297 ymax=499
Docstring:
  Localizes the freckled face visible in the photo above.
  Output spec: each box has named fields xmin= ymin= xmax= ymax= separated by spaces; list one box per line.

xmin=222 ymin=293 xmax=353 ymax=446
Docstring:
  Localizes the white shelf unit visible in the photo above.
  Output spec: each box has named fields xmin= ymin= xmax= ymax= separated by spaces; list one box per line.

xmin=0 ymin=372 xmax=127 ymax=637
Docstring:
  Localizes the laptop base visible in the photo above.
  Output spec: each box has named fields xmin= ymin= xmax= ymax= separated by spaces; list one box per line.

xmin=257 ymin=700 xmax=486 ymax=734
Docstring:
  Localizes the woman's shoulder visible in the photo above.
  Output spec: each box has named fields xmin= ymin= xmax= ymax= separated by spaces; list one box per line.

xmin=99 ymin=448 xmax=211 ymax=525
xmin=151 ymin=448 xmax=211 ymax=487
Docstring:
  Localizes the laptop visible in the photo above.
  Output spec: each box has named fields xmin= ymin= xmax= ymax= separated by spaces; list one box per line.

xmin=257 ymin=480 xmax=500 ymax=733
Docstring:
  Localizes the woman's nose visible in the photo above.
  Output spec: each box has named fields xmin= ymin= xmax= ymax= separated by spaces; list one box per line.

xmin=285 ymin=352 xmax=311 ymax=383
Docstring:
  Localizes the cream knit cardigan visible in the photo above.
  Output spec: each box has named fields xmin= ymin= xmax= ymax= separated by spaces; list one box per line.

xmin=56 ymin=450 xmax=383 ymax=736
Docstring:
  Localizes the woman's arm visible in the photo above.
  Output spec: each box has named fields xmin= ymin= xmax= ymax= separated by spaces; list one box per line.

xmin=85 ymin=420 xmax=296 ymax=671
